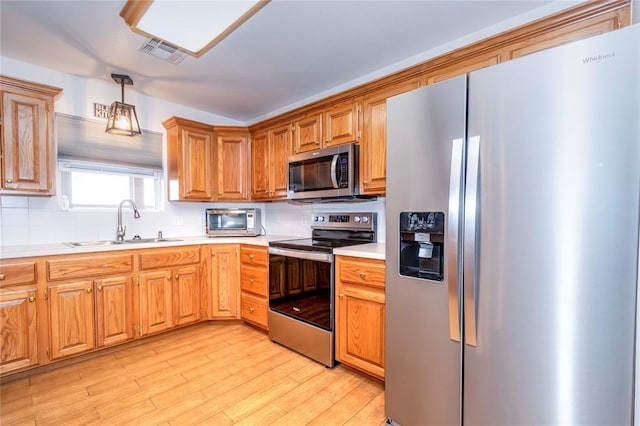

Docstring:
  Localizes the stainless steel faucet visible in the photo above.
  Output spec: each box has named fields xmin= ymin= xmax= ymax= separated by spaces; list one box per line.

xmin=116 ymin=199 xmax=141 ymax=241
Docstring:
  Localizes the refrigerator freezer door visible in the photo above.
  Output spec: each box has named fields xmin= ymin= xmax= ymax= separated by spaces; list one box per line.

xmin=464 ymin=25 xmax=640 ymax=425
xmin=386 ymin=75 xmax=467 ymax=425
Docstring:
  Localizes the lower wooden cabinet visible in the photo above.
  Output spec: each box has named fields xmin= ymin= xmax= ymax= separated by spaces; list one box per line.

xmin=0 ymin=287 xmax=38 ymax=374
xmin=95 ymin=276 xmax=134 ymax=347
xmin=240 ymin=245 xmax=269 ymax=329
xmin=48 ymin=280 xmax=96 ymax=359
xmin=173 ymin=265 xmax=201 ymax=326
xmin=335 ymin=255 xmax=386 ymax=380
xmin=208 ymin=244 xmax=240 ymax=319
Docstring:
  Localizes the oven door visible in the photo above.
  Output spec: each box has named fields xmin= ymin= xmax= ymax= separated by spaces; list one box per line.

xmin=268 ymin=247 xmax=334 ymax=331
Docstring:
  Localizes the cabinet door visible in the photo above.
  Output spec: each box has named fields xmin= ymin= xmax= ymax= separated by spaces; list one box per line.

xmin=1 ymin=92 xmax=52 ymax=193
xmin=209 ymin=245 xmax=240 ymax=319
xmin=336 ymin=283 xmax=385 ymax=380
xmin=217 ymin=134 xmax=248 ymax=200
xmin=173 ymin=265 xmax=201 ymax=326
xmin=293 ymin=113 xmax=323 ymax=153
xmin=48 ymin=281 xmax=95 ymax=359
xmin=0 ymin=288 xmax=38 ymax=374
xmin=251 ymin=131 xmax=270 ymax=199
xmin=181 ymin=127 xmax=215 ymax=200
xmin=140 ymin=271 xmax=173 ymax=335
xmin=361 ymin=80 xmax=421 ymax=195
xmin=269 ymin=123 xmax=292 ymax=198
xmin=95 ymin=276 xmax=133 ymax=347
xmin=324 ymin=102 xmax=359 ymax=148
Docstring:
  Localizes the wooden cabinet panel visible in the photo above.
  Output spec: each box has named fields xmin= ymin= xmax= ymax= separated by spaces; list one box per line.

xmin=250 ymin=131 xmax=270 ymax=199
xmin=267 ymin=254 xmax=285 ymax=299
xmin=269 ymin=124 xmax=292 ymax=198
xmin=0 ymin=261 xmax=37 ymax=287
xmin=335 ymin=256 xmax=386 ymax=380
xmin=216 ymin=133 xmax=248 ymax=200
xmin=95 ymin=276 xmax=133 ymax=347
xmin=173 ymin=265 xmax=201 ymax=326
xmin=47 ymin=253 xmax=133 ymax=281
xmin=0 ymin=288 xmax=38 ymax=374
xmin=360 ymin=80 xmax=421 ymax=196
xmin=324 ymin=102 xmax=359 ymax=147
xmin=209 ymin=245 xmax=240 ymax=319
xmin=293 ymin=113 xmax=323 ymax=153
xmin=240 ymin=245 xmax=268 ymax=266
xmin=48 ymin=281 xmax=95 ymax=359
xmin=240 ymin=264 xmax=267 ymax=296
xmin=138 ymin=247 xmax=200 ymax=270
xmin=164 ymin=117 xmax=215 ymax=201
xmin=240 ymin=291 xmax=268 ymax=329
xmin=1 ymin=77 xmax=61 ymax=196
xmin=140 ymin=271 xmax=173 ymax=335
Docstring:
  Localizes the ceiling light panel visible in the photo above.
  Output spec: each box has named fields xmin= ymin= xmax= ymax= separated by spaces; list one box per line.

xmin=120 ymin=0 xmax=269 ymax=57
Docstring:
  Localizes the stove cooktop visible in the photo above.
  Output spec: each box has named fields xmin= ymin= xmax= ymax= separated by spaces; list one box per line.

xmin=269 ymin=238 xmax=371 ymax=254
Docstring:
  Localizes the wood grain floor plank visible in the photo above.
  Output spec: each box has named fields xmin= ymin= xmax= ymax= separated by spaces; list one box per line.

xmin=0 ymin=323 xmax=386 ymax=425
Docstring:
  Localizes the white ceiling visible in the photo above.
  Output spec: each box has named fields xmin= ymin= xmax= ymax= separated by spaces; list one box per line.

xmin=0 ymin=1 xmax=575 ymax=124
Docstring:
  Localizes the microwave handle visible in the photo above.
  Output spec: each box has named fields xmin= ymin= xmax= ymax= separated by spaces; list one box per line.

xmin=330 ymin=154 xmax=340 ymax=188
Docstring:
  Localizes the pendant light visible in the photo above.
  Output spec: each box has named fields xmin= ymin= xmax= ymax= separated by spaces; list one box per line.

xmin=105 ymin=73 xmax=141 ymax=136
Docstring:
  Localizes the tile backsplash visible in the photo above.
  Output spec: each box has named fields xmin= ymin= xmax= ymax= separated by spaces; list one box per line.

xmin=0 ymin=195 xmax=385 ymax=247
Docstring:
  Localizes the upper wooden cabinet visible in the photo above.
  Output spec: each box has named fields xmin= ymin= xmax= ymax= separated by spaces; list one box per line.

xmin=163 ymin=116 xmax=215 ymax=201
xmin=216 ymin=129 xmax=249 ymax=201
xmin=163 ymin=117 xmax=249 ymax=201
xmin=360 ymin=80 xmax=421 ymax=195
xmin=293 ymin=102 xmax=360 ymax=154
xmin=251 ymin=123 xmax=291 ymax=200
xmin=0 ymin=76 xmax=62 ymax=196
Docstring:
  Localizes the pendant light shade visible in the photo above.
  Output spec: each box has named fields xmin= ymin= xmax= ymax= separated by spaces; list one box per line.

xmin=106 ymin=74 xmax=141 ymax=136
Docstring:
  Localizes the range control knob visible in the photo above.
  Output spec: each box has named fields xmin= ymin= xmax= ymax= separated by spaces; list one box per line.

xmin=318 ymin=216 xmax=325 ymax=222
xmin=354 ymin=216 xmax=361 ymax=223
xmin=312 ymin=215 xmax=318 ymax=222
xmin=362 ymin=216 xmax=370 ymax=223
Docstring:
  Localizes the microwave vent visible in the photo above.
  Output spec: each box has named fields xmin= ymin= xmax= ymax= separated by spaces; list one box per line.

xmin=139 ymin=38 xmax=187 ymax=65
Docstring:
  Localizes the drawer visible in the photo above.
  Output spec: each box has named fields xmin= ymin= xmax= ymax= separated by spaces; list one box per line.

xmin=0 ymin=261 xmax=37 ymax=287
xmin=337 ymin=256 xmax=386 ymax=289
xmin=139 ymin=246 xmax=200 ymax=270
xmin=240 ymin=245 xmax=268 ymax=267
xmin=241 ymin=291 xmax=268 ymax=329
xmin=240 ymin=265 xmax=268 ymax=296
xmin=47 ymin=254 xmax=133 ymax=281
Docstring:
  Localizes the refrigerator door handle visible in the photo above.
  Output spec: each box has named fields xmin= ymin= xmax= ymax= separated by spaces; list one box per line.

xmin=447 ymin=138 xmax=464 ymax=342
xmin=463 ymin=135 xmax=480 ymax=347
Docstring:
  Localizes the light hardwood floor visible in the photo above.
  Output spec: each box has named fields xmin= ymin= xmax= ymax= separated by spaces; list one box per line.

xmin=0 ymin=323 xmax=386 ymax=425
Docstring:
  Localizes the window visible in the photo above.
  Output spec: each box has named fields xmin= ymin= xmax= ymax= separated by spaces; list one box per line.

xmin=59 ymin=161 xmax=162 ymax=210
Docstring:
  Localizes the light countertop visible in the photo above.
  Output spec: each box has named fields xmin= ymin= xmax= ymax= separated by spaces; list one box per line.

xmin=1 ymin=236 xmax=386 ymax=260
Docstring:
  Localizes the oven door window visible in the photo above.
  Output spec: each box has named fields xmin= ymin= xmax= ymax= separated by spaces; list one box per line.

xmin=269 ymin=254 xmax=333 ymax=331
xmin=208 ymin=213 xmax=247 ymax=230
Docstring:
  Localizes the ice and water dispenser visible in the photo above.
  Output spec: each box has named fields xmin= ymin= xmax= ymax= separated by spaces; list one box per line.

xmin=399 ymin=212 xmax=444 ymax=281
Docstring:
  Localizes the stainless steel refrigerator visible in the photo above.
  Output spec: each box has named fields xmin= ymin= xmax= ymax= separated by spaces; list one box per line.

xmin=385 ymin=24 xmax=640 ymax=425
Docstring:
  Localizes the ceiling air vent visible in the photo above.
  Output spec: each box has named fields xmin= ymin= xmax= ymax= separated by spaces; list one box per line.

xmin=139 ymin=38 xmax=187 ymax=65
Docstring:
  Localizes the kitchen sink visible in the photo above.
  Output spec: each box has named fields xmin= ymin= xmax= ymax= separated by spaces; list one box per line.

xmin=66 ymin=238 xmax=182 ymax=247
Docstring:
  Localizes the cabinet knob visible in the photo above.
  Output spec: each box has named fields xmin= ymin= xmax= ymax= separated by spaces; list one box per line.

xmin=5 ymin=179 xmax=12 ymax=184
xmin=97 ymin=285 xmax=103 ymax=291
xmin=249 ymin=307 xmax=255 ymax=313
xmin=249 ymin=278 xmax=254 ymax=283
xmin=167 ymin=274 xmax=172 ymax=280
xmin=363 ymin=180 xmax=369 ymax=184
xmin=359 ymin=271 xmax=366 ymax=279
xmin=315 ymin=141 xmax=320 ymax=145
xmin=249 ymin=254 xmax=255 ymax=259
xmin=0 ymin=273 xmax=5 ymax=280
xmin=175 ymin=274 xmax=180 ymax=279
xmin=86 ymin=287 xmax=93 ymax=293
xmin=211 ymin=253 xmax=216 ymax=257
xmin=339 ymin=294 xmax=344 ymax=299
xmin=28 ymin=295 xmax=36 ymax=303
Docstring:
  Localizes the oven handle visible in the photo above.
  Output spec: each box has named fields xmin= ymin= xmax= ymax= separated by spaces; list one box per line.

xmin=268 ymin=247 xmax=334 ymax=263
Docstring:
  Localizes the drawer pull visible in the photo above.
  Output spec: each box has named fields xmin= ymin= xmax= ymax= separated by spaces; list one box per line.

xmin=28 ymin=295 xmax=36 ymax=302
xmin=249 ymin=278 xmax=254 ymax=283
xmin=248 ymin=254 xmax=255 ymax=260
xmin=359 ymin=271 xmax=366 ymax=279
xmin=0 ymin=273 xmax=5 ymax=280
xmin=249 ymin=307 xmax=255 ymax=313
xmin=86 ymin=287 xmax=93 ymax=293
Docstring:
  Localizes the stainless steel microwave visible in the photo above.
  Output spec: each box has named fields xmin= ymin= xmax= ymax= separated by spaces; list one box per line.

xmin=287 ymin=143 xmax=372 ymax=202
xmin=205 ymin=208 xmax=261 ymax=237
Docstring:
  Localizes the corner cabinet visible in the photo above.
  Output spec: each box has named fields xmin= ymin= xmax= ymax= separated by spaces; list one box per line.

xmin=215 ymin=128 xmax=249 ymax=201
xmin=207 ymin=244 xmax=240 ymax=319
xmin=163 ymin=116 xmax=215 ymax=201
xmin=0 ymin=76 xmax=62 ymax=196
xmin=335 ymin=255 xmax=386 ymax=380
